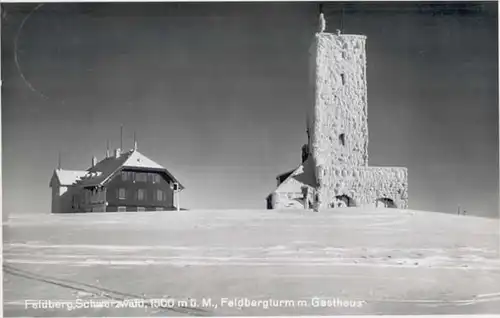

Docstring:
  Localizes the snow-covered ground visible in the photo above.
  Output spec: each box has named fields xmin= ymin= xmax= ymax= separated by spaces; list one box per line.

xmin=3 ymin=208 xmax=500 ymax=316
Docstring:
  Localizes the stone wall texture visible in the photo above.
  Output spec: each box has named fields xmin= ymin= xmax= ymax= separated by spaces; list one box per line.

xmin=317 ymin=165 xmax=408 ymax=209
xmin=310 ymin=33 xmax=369 ymax=169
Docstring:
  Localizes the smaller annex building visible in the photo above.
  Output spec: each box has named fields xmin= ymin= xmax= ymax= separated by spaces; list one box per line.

xmin=266 ymin=146 xmax=317 ymax=210
xmin=49 ymin=147 xmax=184 ymax=213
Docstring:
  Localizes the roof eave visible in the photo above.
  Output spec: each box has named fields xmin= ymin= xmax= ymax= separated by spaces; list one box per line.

xmin=276 ymin=168 xmax=295 ymax=180
xmin=93 ymin=167 xmax=185 ymax=190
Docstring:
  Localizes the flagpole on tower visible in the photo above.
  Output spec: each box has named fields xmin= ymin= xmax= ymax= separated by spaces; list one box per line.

xmin=340 ymin=5 xmax=344 ymax=33
xmin=318 ymin=3 xmax=326 ymax=33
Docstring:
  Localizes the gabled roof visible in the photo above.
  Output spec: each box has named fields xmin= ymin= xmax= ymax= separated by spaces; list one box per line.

xmin=276 ymin=169 xmax=295 ymax=182
xmin=50 ymin=169 xmax=88 ymax=187
xmin=74 ymin=149 xmax=184 ymax=190
xmin=266 ymin=157 xmax=317 ymax=199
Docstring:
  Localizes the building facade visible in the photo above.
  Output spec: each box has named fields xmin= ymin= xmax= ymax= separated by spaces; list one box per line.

xmin=49 ymin=148 xmax=184 ymax=213
xmin=267 ymin=25 xmax=408 ymax=210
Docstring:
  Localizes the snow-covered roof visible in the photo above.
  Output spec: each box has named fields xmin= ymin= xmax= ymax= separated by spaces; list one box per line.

xmin=266 ymin=157 xmax=316 ymax=199
xmin=123 ymin=150 xmax=164 ymax=170
xmin=75 ymin=149 xmax=184 ymax=189
xmin=50 ymin=169 xmax=88 ymax=187
xmin=276 ymin=169 xmax=295 ymax=181
xmin=50 ymin=149 xmax=184 ymax=190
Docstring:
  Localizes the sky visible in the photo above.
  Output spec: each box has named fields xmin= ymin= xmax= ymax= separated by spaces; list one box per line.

xmin=1 ymin=2 xmax=498 ymax=217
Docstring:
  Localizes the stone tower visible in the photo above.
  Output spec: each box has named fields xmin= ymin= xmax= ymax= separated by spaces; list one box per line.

xmin=307 ymin=27 xmax=408 ymax=210
xmin=266 ymin=16 xmax=408 ymax=210
xmin=308 ymin=33 xmax=369 ymax=168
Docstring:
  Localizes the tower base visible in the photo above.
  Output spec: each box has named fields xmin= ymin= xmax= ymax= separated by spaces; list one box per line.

xmin=316 ymin=165 xmax=408 ymax=209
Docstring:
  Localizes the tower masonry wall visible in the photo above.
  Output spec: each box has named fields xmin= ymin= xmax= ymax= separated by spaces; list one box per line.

xmin=311 ymin=33 xmax=369 ymax=175
xmin=316 ymin=165 xmax=408 ymax=209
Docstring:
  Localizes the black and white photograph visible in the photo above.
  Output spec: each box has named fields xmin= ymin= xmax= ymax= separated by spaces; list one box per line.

xmin=1 ymin=1 xmax=499 ymax=316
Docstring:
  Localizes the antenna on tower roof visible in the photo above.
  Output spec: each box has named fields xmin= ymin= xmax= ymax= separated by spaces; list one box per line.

xmin=58 ymin=151 xmax=61 ymax=170
xmin=340 ymin=5 xmax=344 ymax=33
xmin=318 ymin=3 xmax=326 ymax=33
xmin=106 ymin=139 xmax=110 ymax=158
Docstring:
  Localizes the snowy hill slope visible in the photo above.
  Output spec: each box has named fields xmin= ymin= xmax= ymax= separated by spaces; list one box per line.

xmin=3 ymin=208 xmax=500 ymax=316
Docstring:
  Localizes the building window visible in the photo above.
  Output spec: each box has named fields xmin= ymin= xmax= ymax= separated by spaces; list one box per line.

xmin=137 ymin=189 xmax=146 ymax=201
xmin=155 ymin=207 xmax=163 ymax=211
xmin=157 ymin=189 xmax=163 ymax=201
xmin=339 ymin=133 xmax=346 ymax=146
xmin=117 ymin=206 xmax=126 ymax=212
xmin=118 ymin=188 xmax=126 ymax=200
xmin=341 ymin=73 xmax=346 ymax=85
xmin=137 ymin=207 xmax=146 ymax=212
xmin=152 ymin=174 xmax=161 ymax=184
xmin=136 ymin=173 xmax=147 ymax=182
xmin=121 ymin=171 xmax=128 ymax=181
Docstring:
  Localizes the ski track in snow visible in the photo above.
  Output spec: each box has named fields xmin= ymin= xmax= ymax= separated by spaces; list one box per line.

xmin=3 ymin=209 xmax=500 ymax=315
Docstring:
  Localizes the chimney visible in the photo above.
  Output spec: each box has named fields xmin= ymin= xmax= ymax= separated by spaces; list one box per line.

xmin=301 ymin=144 xmax=309 ymax=163
xmin=106 ymin=140 xmax=110 ymax=158
xmin=133 ymin=131 xmax=137 ymax=151
xmin=114 ymin=148 xmax=121 ymax=158
xmin=92 ymin=156 xmax=97 ymax=167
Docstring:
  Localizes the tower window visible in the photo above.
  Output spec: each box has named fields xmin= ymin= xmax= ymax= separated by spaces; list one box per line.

xmin=341 ymin=73 xmax=346 ymax=85
xmin=339 ymin=133 xmax=346 ymax=146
